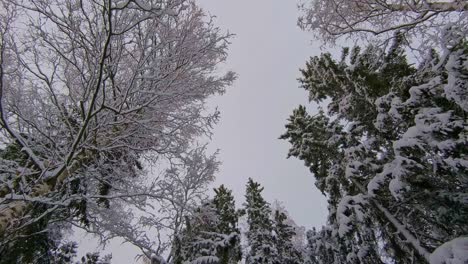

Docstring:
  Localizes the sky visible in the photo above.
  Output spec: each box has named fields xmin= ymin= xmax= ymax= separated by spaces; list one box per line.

xmin=79 ymin=1 xmax=329 ymax=262
xmin=198 ymin=0 xmax=327 ymax=228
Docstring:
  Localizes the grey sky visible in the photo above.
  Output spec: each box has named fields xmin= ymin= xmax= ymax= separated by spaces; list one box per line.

xmin=78 ymin=1 xmax=328 ymax=263
xmin=198 ymin=0 xmax=327 ymax=228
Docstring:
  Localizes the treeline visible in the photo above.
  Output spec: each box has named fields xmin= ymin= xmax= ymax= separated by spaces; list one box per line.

xmin=166 ymin=179 xmax=304 ymax=264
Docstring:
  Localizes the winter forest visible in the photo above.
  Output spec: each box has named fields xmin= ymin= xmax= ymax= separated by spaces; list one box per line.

xmin=0 ymin=0 xmax=467 ymax=263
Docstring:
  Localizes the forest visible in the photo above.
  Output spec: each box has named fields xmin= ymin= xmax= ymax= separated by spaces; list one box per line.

xmin=0 ymin=0 xmax=466 ymax=263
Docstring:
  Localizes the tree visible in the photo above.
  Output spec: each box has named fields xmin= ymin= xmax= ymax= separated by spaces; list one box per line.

xmin=0 ymin=142 xmax=67 ymax=263
xmin=78 ymin=253 xmax=112 ymax=264
xmin=0 ymin=0 xmax=234 ymax=260
xmin=271 ymin=201 xmax=306 ymax=255
xmin=82 ymin=146 xmax=221 ymax=261
xmin=244 ymin=179 xmax=278 ymax=264
xmin=298 ymin=0 xmax=468 ymax=45
xmin=282 ymin=30 xmax=468 ymax=263
xmin=304 ymin=227 xmax=344 ymax=264
xmin=171 ymin=185 xmax=242 ymax=264
xmin=50 ymin=241 xmax=79 ymax=264
xmin=272 ymin=209 xmax=303 ymax=264
xmin=212 ymin=185 xmax=243 ymax=264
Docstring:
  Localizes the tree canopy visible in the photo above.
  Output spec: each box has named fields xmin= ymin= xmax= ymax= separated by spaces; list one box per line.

xmin=0 ymin=0 xmax=233 ymax=260
xmin=282 ymin=29 xmax=468 ymax=263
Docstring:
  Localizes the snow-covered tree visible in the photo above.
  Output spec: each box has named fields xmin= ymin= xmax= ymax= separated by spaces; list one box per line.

xmin=244 ymin=178 xmax=278 ymax=264
xmin=298 ymin=0 xmax=468 ymax=45
xmin=304 ymin=227 xmax=342 ymax=264
xmin=78 ymin=252 xmax=112 ymax=264
xmin=50 ymin=242 xmax=80 ymax=264
xmin=212 ymin=185 xmax=243 ymax=264
xmin=172 ymin=185 xmax=242 ymax=264
xmin=272 ymin=209 xmax=303 ymax=264
xmin=282 ymin=29 xmax=468 ymax=263
xmin=271 ymin=201 xmax=306 ymax=254
xmin=85 ymin=146 xmax=220 ymax=261
xmin=0 ymin=0 xmax=234 ymax=260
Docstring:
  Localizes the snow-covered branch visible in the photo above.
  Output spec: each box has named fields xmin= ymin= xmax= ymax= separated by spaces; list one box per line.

xmin=298 ymin=0 xmax=468 ymax=45
xmin=0 ymin=0 xmax=234 ymax=258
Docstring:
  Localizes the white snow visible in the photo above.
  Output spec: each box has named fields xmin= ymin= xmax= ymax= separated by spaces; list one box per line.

xmin=444 ymin=49 xmax=468 ymax=112
xmin=190 ymin=256 xmax=220 ymax=264
xmin=429 ymin=237 xmax=468 ymax=264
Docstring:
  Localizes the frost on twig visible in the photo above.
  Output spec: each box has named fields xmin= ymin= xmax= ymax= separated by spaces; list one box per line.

xmin=0 ymin=0 xmax=234 ymax=258
xmin=298 ymin=0 xmax=468 ymax=47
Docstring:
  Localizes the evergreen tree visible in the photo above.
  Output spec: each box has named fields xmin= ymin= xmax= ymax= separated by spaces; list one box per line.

xmin=0 ymin=143 xmax=63 ymax=264
xmin=172 ymin=185 xmax=242 ymax=264
xmin=304 ymin=227 xmax=341 ymax=264
xmin=282 ymin=30 xmax=468 ymax=263
xmin=50 ymin=242 xmax=79 ymax=264
xmin=48 ymin=241 xmax=112 ymax=264
xmin=272 ymin=210 xmax=303 ymax=264
xmin=78 ymin=253 xmax=112 ymax=264
xmin=172 ymin=202 xmax=221 ymax=264
xmin=213 ymin=185 xmax=243 ymax=264
xmin=0 ymin=141 xmax=111 ymax=263
xmin=244 ymin=179 xmax=278 ymax=264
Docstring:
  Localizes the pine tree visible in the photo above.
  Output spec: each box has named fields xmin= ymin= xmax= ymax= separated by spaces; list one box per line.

xmin=172 ymin=203 xmax=220 ymax=264
xmin=213 ymin=185 xmax=243 ymax=264
xmin=244 ymin=178 xmax=278 ymax=264
xmin=304 ymin=227 xmax=341 ymax=264
xmin=0 ymin=143 xmax=63 ymax=264
xmin=172 ymin=185 xmax=242 ymax=264
xmin=282 ymin=30 xmax=468 ymax=263
xmin=0 ymin=142 xmax=112 ymax=263
xmin=281 ymin=106 xmax=384 ymax=263
xmin=47 ymin=241 xmax=112 ymax=264
xmin=78 ymin=252 xmax=112 ymax=264
xmin=272 ymin=210 xmax=303 ymax=264
xmin=51 ymin=242 xmax=79 ymax=264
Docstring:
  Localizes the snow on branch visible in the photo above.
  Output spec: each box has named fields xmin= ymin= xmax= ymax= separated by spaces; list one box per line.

xmin=298 ymin=0 xmax=468 ymax=46
xmin=0 ymin=0 xmax=234 ymax=257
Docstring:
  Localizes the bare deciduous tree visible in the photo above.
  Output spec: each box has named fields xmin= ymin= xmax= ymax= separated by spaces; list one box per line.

xmin=0 ymin=0 xmax=234 ymax=259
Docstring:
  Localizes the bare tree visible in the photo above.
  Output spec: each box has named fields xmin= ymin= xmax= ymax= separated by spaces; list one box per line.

xmin=298 ymin=0 xmax=468 ymax=45
xmin=0 ymin=0 xmax=234 ymax=259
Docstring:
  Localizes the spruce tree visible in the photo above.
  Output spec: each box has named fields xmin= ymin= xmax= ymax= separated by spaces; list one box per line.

xmin=0 ymin=143 xmax=62 ymax=264
xmin=213 ymin=185 xmax=242 ymax=264
xmin=78 ymin=252 xmax=112 ymax=264
xmin=0 ymin=142 xmax=110 ymax=263
xmin=304 ymin=227 xmax=341 ymax=264
xmin=244 ymin=178 xmax=278 ymax=264
xmin=282 ymin=30 xmax=468 ymax=263
xmin=272 ymin=210 xmax=303 ymax=264
xmin=50 ymin=242 xmax=79 ymax=264
xmin=173 ymin=202 xmax=221 ymax=264
xmin=172 ymin=185 xmax=242 ymax=264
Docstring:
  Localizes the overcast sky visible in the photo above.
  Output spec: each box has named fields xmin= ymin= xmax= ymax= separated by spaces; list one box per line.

xmin=79 ymin=1 xmax=329 ymax=262
xmin=198 ymin=0 xmax=327 ymax=228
